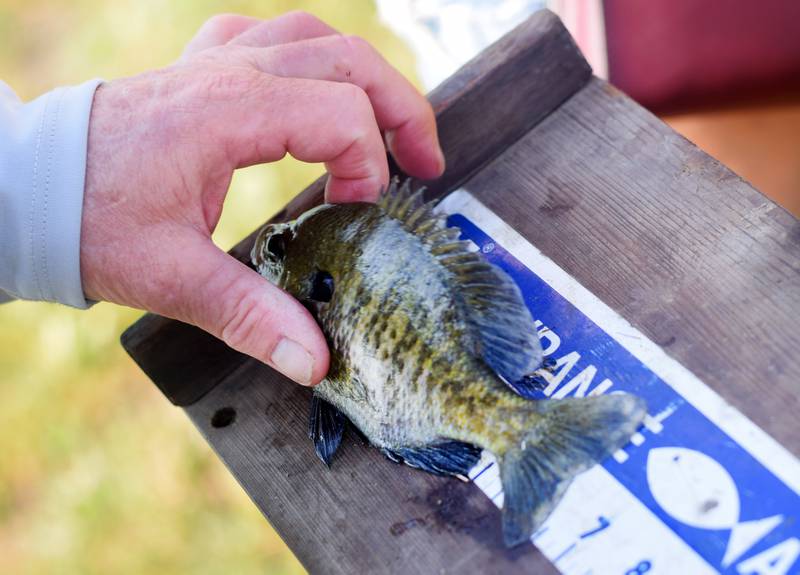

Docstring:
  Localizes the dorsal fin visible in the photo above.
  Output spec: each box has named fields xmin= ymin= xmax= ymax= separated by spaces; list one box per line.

xmin=377 ymin=178 xmax=544 ymax=383
xmin=377 ymin=177 xmax=429 ymax=226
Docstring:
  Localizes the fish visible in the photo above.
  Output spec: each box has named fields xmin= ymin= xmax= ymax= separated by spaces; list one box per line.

xmin=251 ymin=179 xmax=647 ymax=547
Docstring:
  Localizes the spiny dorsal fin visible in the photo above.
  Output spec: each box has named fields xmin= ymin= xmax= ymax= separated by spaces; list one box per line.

xmin=378 ymin=178 xmax=544 ymax=383
xmin=377 ymin=177 xmax=427 ymax=225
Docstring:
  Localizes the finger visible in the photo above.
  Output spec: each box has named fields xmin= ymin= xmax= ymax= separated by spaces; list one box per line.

xmin=207 ymin=74 xmax=389 ymax=202
xmin=228 ymin=10 xmax=339 ymax=47
xmin=230 ymin=35 xmax=445 ymax=179
xmin=181 ymin=14 xmax=263 ymax=59
xmin=153 ymin=231 xmax=330 ymax=385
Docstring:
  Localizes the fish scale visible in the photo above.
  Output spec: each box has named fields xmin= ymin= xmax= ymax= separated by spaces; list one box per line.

xmin=251 ymin=179 xmax=647 ymax=547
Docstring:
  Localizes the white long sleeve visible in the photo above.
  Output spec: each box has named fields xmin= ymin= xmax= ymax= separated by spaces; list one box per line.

xmin=0 ymin=78 xmax=102 ymax=308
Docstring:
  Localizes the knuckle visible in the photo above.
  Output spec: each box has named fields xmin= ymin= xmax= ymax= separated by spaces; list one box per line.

xmin=285 ymin=9 xmax=322 ymax=28
xmin=203 ymin=13 xmax=244 ymax=37
xmin=331 ymin=84 xmax=374 ymax=138
xmin=219 ymin=286 xmax=271 ymax=353
xmin=341 ymin=34 xmax=379 ymax=68
xmin=203 ymin=66 xmax=265 ymax=99
xmin=339 ymin=85 xmax=377 ymax=143
xmin=335 ymin=35 xmax=369 ymax=80
xmin=336 ymin=82 xmax=371 ymax=111
xmin=342 ymin=34 xmax=373 ymax=56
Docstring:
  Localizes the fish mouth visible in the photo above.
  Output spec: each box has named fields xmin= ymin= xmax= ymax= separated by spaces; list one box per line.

xmin=250 ymin=227 xmax=268 ymax=267
xmin=251 ymin=205 xmax=334 ymax=284
xmin=251 ymin=223 xmax=292 ymax=285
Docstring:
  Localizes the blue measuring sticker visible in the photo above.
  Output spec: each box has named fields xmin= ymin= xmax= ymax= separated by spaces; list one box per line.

xmin=437 ymin=190 xmax=800 ymax=575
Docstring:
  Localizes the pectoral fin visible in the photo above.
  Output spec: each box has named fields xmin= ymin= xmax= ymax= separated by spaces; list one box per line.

xmin=308 ymin=395 xmax=346 ymax=467
xmin=382 ymin=440 xmax=482 ymax=479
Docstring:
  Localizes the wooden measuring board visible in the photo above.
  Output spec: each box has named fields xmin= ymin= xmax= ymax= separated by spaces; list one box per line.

xmin=121 ymin=10 xmax=800 ymax=575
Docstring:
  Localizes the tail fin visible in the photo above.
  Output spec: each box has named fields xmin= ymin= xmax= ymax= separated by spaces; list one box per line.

xmin=499 ymin=393 xmax=646 ymax=547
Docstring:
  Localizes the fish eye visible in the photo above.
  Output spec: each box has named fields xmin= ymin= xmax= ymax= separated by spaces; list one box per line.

xmin=266 ymin=233 xmax=286 ymax=260
xmin=308 ymin=270 xmax=334 ymax=303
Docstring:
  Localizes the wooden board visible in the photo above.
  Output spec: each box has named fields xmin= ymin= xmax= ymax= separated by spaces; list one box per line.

xmin=187 ymin=363 xmax=543 ymax=574
xmin=468 ymin=77 xmax=800 ymax=453
xmin=121 ymin=9 xmax=800 ymax=575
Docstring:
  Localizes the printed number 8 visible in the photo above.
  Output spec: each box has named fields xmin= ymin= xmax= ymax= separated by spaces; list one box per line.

xmin=625 ymin=560 xmax=652 ymax=575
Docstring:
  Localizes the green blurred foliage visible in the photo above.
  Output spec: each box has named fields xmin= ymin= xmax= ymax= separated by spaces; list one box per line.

xmin=0 ymin=1 xmax=420 ymax=573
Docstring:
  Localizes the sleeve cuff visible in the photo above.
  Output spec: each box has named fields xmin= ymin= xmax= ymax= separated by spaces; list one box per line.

xmin=0 ymin=79 xmax=102 ymax=309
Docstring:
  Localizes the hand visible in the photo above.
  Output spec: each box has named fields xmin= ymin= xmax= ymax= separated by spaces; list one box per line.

xmin=80 ymin=11 xmax=444 ymax=386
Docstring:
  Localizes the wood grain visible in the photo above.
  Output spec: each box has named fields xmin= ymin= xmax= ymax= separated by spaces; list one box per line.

xmin=187 ymin=361 xmax=546 ymax=574
xmin=468 ymin=78 xmax=800 ymax=454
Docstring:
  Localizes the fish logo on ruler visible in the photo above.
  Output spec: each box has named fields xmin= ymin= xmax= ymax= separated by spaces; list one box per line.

xmin=436 ymin=190 xmax=800 ymax=575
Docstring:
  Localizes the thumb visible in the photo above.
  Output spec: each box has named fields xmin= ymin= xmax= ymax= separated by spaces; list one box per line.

xmin=162 ymin=233 xmax=330 ymax=386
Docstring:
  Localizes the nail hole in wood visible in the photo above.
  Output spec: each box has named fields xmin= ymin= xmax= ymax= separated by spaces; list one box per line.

xmin=211 ymin=407 xmax=236 ymax=428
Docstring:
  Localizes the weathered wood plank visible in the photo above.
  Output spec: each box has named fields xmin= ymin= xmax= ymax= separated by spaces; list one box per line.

xmin=122 ymin=9 xmax=592 ymax=407
xmin=187 ymin=361 xmax=545 ymax=575
xmin=174 ymin=78 xmax=800 ymax=574
xmin=182 ymin=73 xmax=800 ymax=573
xmin=467 ymin=77 xmax=800 ymax=454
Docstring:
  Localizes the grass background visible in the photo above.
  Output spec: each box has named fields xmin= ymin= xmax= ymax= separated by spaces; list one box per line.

xmin=0 ymin=2 xmax=419 ymax=573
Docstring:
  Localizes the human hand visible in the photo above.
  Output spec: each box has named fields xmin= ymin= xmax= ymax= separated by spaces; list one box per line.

xmin=80 ymin=11 xmax=444 ymax=386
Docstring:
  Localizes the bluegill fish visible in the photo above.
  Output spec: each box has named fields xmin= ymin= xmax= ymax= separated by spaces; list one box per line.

xmin=252 ymin=180 xmax=646 ymax=546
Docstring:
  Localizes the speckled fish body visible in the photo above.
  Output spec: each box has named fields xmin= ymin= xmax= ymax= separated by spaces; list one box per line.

xmin=252 ymin=180 xmax=646 ymax=546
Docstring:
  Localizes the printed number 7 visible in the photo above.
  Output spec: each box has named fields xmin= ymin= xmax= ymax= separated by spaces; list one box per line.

xmin=625 ymin=560 xmax=652 ymax=575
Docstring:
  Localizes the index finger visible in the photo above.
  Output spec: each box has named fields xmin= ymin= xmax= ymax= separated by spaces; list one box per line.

xmin=181 ymin=14 xmax=262 ymax=59
xmin=227 ymin=10 xmax=339 ymax=47
xmin=200 ymin=73 xmax=389 ymax=203
xmin=230 ymin=36 xmax=445 ymax=180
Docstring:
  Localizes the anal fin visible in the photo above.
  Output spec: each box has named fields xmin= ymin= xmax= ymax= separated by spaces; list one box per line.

xmin=308 ymin=395 xmax=346 ymax=467
xmin=382 ymin=440 xmax=482 ymax=479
